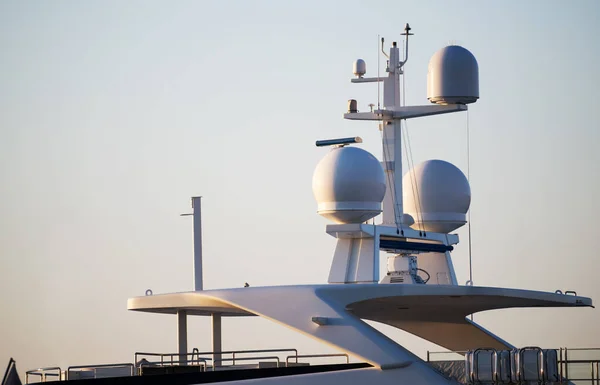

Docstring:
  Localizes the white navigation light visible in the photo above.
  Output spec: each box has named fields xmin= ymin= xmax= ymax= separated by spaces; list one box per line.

xmin=427 ymin=45 xmax=479 ymax=105
xmin=312 ymin=146 xmax=385 ymax=224
xmin=402 ymin=159 xmax=471 ymax=233
xmin=353 ymin=59 xmax=366 ymax=78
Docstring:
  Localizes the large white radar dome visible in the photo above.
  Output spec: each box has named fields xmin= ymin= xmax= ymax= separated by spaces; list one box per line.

xmin=312 ymin=146 xmax=386 ymax=224
xmin=427 ymin=45 xmax=479 ymax=105
xmin=403 ymin=159 xmax=471 ymax=233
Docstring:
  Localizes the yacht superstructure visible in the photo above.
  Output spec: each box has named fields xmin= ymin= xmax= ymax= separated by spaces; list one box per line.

xmin=5 ymin=24 xmax=595 ymax=385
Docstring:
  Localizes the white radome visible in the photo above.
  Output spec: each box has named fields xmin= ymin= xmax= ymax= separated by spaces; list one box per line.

xmin=403 ymin=159 xmax=471 ymax=233
xmin=312 ymin=146 xmax=386 ymax=224
xmin=427 ymin=45 xmax=479 ymax=105
xmin=353 ymin=59 xmax=366 ymax=77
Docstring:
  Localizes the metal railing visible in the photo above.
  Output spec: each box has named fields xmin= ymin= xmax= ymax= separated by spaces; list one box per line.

xmin=66 ymin=363 xmax=134 ymax=380
xmin=560 ymin=348 xmax=600 ymax=385
xmin=227 ymin=348 xmax=298 ymax=366
xmin=285 ymin=353 xmax=349 ymax=365
xmin=215 ymin=356 xmax=281 ymax=367
xmin=25 ymin=367 xmax=61 ymax=384
xmin=427 ymin=350 xmax=467 ymax=362
xmin=134 ymin=352 xmax=209 ymax=368
xmin=26 ymin=347 xmax=352 ymax=382
xmin=135 ymin=348 xmax=298 ymax=369
xmin=426 ymin=347 xmax=600 ymax=385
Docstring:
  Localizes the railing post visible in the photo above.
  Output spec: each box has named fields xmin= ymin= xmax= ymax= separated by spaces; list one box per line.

xmin=565 ymin=347 xmax=569 ymax=382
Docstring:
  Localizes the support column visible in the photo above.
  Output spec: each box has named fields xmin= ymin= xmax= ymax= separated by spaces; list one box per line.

xmin=177 ymin=310 xmax=188 ymax=365
xmin=212 ymin=313 xmax=222 ymax=367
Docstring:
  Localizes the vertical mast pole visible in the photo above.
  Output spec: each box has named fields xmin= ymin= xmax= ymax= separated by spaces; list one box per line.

xmin=382 ymin=41 xmax=403 ymax=226
xmin=191 ymin=196 xmax=203 ymax=291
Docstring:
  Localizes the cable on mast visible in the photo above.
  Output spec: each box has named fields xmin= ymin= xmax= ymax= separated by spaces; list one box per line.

xmin=466 ymin=109 xmax=474 ymax=319
xmin=399 ymin=39 xmax=425 ymax=237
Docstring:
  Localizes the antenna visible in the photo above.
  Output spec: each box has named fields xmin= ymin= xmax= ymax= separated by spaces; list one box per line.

xmin=316 ymin=137 xmax=362 ymax=147
xmin=377 ymin=35 xmax=381 ymax=109
xmin=401 ymin=23 xmax=413 ymax=65
xmin=381 ymin=37 xmax=389 ymax=59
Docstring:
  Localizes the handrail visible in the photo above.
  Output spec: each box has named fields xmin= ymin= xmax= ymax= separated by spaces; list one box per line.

xmin=471 ymin=348 xmax=497 ymax=383
xmin=214 ymin=356 xmax=281 ymax=368
xmin=427 ymin=347 xmax=600 ymax=385
xmin=66 ymin=363 xmax=134 ymax=380
xmin=136 ymin=350 xmax=297 ymax=370
xmin=137 ymin=348 xmax=298 ymax=368
xmin=25 ymin=367 xmax=61 ymax=384
xmin=137 ymin=359 xmax=207 ymax=372
xmin=563 ymin=347 xmax=600 ymax=351
xmin=229 ymin=349 xmax=297 ymax=366
xmin=135 ymin=352 xmax=212 ymax=367
xmin=285 ymin=354 xmax=349 ymax=365
xmin=426 ymin=350 xmax=468 ymax=361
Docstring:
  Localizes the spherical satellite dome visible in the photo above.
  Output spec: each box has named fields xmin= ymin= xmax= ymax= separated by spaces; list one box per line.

xmin=312 ymin=146 xmax=386 ymax=224
xmin=427 ymin=45 xmax=479 ymax=105
xmin=402 ymin=159 xmax=471 ymax=233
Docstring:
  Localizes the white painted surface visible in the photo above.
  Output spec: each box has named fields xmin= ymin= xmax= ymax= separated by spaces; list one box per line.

xmin=324 ymin=223 xmax=458 ymax=285
xmin=312 ymin=146 xmax=385 ymax=224
xmin=353 ymin=59 xmax=366 ymax=78
xmin=427 ymin=45 xmax=479 ymax=105
xmin=403 ymin=159 xmax=471 ymax=233
xmin=129 ymin=284 xmax=592 ymax=368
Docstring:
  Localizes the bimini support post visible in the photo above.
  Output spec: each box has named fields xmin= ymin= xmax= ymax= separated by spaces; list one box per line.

xmin=212 ymin=314 xmax=222 ymax=367
xmin=177 ymin=310 xmax=188 ymax=365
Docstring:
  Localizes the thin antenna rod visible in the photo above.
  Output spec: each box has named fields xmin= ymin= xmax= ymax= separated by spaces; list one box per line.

xmin=377 ymin=35 xmax=381 ymax=109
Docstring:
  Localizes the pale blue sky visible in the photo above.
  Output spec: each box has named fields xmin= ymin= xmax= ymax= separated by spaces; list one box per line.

xmin=1 ymin=0 xmax=599 ymax=376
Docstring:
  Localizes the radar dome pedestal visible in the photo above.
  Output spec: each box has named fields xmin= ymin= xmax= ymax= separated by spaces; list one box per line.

xmin=403 ymin=159 xmax=471 ymax=233
xmin=312 ymin=146 xmax=386 ymax=224
xmin=427 ymin=45 xmax=479 ymax=105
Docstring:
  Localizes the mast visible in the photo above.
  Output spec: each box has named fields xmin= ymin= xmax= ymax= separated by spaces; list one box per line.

xmin=320 ymin=23 xmax=477 ymax=284
xmin=348 ymin=27 xmax=413 ymax=227
xmin=381 ymin=40 xmax=403 ymax=226
xmin=191 ymin=196 xmax=203 ymax=291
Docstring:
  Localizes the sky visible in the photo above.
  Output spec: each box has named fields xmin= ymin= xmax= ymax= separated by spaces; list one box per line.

xmin=1 ymin=0 xmax=600 ymax=378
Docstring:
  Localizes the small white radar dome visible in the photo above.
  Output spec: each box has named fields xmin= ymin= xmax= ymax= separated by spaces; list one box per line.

xmin=353 ymin=59 xmax=366 ymax=78
xmin=402 ymin=159 xmax=471 ymax=233
xmin=313 ymin=146 xmax=386 ymax=224
xmin=427 ymin=45 xmax=479 ymax=105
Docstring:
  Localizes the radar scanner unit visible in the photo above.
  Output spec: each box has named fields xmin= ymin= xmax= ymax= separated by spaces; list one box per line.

xmin=403 ymin=159 xmax=471 ymax=233
xmin=312 ymin=146 xmax=385 ymax=224
xmin=427 ymin=45 xmax=479 ymax=105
